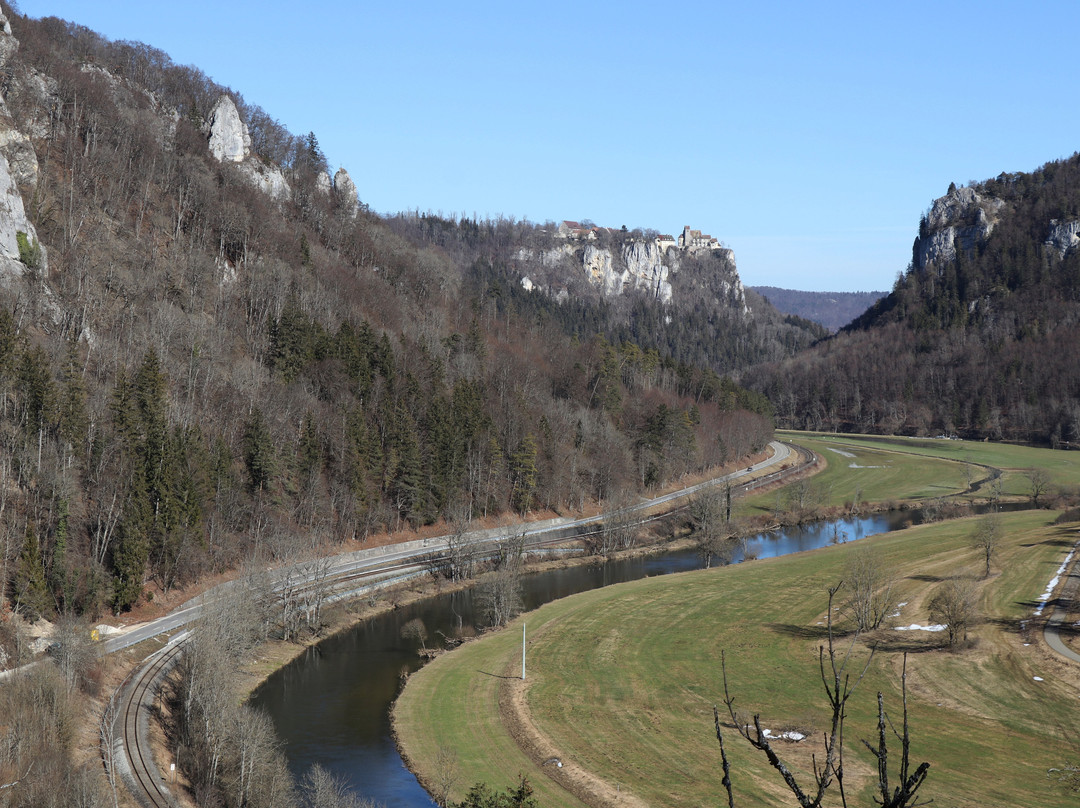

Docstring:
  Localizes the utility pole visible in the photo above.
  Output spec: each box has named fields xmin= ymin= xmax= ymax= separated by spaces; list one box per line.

xmin=521 ymin=622 xmax=526 ymax=680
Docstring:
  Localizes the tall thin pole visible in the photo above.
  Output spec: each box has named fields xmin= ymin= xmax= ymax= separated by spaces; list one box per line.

xmin=521 ymin=622 xmax=526 ymax=680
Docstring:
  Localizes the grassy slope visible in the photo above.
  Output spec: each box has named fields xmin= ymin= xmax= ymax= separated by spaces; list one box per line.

xmin=399 ymin=511 xmax=1080 ymax=806
xmin=775 ymin=431 xmax=1080 ymax=501
xmin=396 ymin=437 xmax=1080 ymax=806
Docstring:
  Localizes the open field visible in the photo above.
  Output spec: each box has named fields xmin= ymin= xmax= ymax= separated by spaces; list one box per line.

xmin=395 ymin=509 xmax=1080 ymax=807
xmin=735 ymin=432 xmax=1080 ymax=516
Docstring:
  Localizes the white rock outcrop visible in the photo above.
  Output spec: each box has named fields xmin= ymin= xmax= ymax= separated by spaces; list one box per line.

xmin=334 ymin=168 xmax=359 ymax=216
xmin=1045 ymin=219 xmax=1080 ymax=259
xmin=579 ymin=241 xmax=675 ymax=302
xmin=621 ymin=240 xmax=674 ymax=302
xmin=915 ymin=186 xmax=1004 ymax=270
xmin=0 ymin=10 xmax=16 ymax=71
xmin=239 ymin=160 xmax=289 ymax=200
xmin=0 ymin=151 xmax=44 ymax=274
xmin=207 ymin=95 xmax=251 ymax=163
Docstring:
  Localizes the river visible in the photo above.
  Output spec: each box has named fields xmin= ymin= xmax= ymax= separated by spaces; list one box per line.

xmin=250 ymin=511 xmax=914 ymax=807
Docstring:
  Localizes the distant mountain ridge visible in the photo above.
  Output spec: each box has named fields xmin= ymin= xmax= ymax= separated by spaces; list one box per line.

xmin=750 ymin=287 xmax=885 ymax=332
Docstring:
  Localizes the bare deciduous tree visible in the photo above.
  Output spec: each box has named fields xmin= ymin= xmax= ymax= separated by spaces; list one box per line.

xmin=300 ymin=762 xmax=375 ymax=808
xmin=971 ymin=513 xmax=1001 ymax=579
xmin=401 ymin=617 xmax=428 ymax=654
xmin=442 ymin=499 xmax=480 ymax=582
xmin=691 ymin=485 xmax=736 ymax=568
xmin=844 ymin=545 xmax=896 ymax=631
xmin=1026 ymin=468 xmax=1050 ymax=508
xmin=477 ymin=567 xmax=522 ymax=629
xmin=715 ymin=585 xmax=930 ymax=807
xmin=928 ymin=576 xmax=977 ymax=647
xmin=431 ymin=745 xmax=460 ymax=807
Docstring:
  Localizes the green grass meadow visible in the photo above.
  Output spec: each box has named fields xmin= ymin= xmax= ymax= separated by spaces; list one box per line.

xmin=396 ymin=509 xmax=1080 ymax=807
xmin=774 ymin=431 xmax=1080 ymax=504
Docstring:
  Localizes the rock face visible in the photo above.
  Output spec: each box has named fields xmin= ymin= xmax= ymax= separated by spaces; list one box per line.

xmin=239 ymin=161 xmax=289 ymax=200
xmin=914 ymin=186 xmax=1004 ymax=270
xmin=1045 ymin=219 xmax=1080 ymax=259
xmin=0 ymin=150 xmax=43 ymax=273
xmin=579 ymin=242 xmax=674 ymax=302
xmin=334 ymin=168 xmax=359 ymax=217
xmin=516 ymin=236 xmax=746 ymax=314
xmin=0 ymin=10 xmax=16 ymax=70
xmin=207 ymin=95 xmax=251 ymax=163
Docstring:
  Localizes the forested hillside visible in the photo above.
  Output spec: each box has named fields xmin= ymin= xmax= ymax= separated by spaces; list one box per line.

xmin=747 ymin=155 xmax=1080 ymax=443
xmin=0 ymin=7 xmax=776 ymax=623
xmin=750 ymin=286 xmax=885 ymax=332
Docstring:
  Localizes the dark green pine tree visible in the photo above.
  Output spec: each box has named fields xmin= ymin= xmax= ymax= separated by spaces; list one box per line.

xmin=17 ymin=344 xmax=56 ymax=434
xmin=297 ymin=411 xmax=323 ymax=482
xmin=426 ymin=395 xmax=456 ymax=516
xmin=510 ymin=434 xmax=539 ymax=514
xmin=49 ymin=499 xmax=73 ymax=612
xmin=113 ymin=467 xmax=153 ymax=611
xmin=390 ymin=405 xmax=425 ymax=526
xmin=243 ymin=407 xmax=277 ymax=494
xmin=268 ymin=295 xmax=314 ymax=382
xmin=58 ymin=341 xmax=89 ymax=458
xmin=14 ymin=524 xmax=50 ymax=619
xmin=343 ymin=405 xmax=372 ymax=515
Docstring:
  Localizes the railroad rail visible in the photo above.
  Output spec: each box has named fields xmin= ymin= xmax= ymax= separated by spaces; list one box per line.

xmin=108 ymin=635 xmax=187 ymax=808
xmin=105 ymin=441 xmax=815 ymax=808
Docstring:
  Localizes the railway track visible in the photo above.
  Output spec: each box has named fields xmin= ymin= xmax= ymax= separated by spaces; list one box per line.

xmin=108 ymin=636 xmax=187 ymax=808
xmin=105 ymin=441 xmax=815 ymax=807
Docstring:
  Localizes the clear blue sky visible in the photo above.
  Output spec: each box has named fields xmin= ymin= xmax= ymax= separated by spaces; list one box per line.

xmin=14 ymin=1 xmax=1080 ymax=292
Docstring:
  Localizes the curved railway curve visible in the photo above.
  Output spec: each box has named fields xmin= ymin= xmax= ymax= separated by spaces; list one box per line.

xmin=107 ymin=440 xmax=813 ymax=807
xmin=108 ymin=633 xmax=187 ymax=808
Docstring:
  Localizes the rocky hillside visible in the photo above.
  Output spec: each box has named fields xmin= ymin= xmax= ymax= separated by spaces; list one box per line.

xmin=747 ymin=154 xmax=1080 ymax=443
xmin=0 ymin=5 xmax=780 ymax=632
xmin=492 ymin=223 xmax=826 ymax=373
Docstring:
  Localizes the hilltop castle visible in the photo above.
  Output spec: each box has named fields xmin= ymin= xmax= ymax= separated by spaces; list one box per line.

xmin=557 ymin=221 xmax=723 ymax=252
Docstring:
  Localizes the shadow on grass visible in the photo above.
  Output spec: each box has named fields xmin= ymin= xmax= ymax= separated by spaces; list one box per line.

xmin=766 ymin=623 xmax=858 ymax=641
xmin=985 ymin=614 xmax=1039 ymax=635
xmin=1019 ymin=537 xmax=1076 ymax=549
xmin=907 ymin=573 xmax=946 ymax=583
xmin=476 ymin=669 xmax=522 ymax=680
xmin=862 ymin=635 xmax=945 ymax=654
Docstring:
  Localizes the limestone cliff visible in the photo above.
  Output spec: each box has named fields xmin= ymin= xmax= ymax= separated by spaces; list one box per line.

xmin=515 ymin=236 xmax=746 ymax=314
xmin=1045 ymin=219 xmax=1080 ymax=259
xmin=207 ymin=95 xmax=251 ymax=163
xmin=913 ymin=185 xmax=1005 ymax=270
xmin=334 ymin=168 xmax=360 ymax=217
xmin=0 ymin=9 xmax=43 ymax=276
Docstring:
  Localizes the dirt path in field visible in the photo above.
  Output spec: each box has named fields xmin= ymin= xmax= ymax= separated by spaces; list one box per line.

xmin=499 ymin=675 xmax=650 ymax=808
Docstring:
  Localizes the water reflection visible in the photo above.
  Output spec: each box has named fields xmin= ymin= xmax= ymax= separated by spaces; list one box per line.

xmin=251 ymin=511 xmax=908 ymax=807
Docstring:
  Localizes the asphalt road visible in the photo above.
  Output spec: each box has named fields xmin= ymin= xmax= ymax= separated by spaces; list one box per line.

xmin=1044 ymin=549 xmax=1080 ymax=664
xmin=100 ymin=439 xmax=796 ymax=655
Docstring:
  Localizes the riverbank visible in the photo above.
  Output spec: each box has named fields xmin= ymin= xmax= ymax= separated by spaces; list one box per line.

xmin=394 ymin=509 xmax=1080 ymax=808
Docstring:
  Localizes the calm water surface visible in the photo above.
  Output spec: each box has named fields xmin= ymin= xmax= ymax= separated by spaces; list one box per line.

xmin=250 ymin=512 xmax=910 ymax=807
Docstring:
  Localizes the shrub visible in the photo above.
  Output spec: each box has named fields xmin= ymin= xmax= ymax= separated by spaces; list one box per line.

xmin=16 ymin=230 xmax=42 ymax=269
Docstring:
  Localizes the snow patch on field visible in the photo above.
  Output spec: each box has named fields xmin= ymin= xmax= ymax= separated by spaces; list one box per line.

xmin=827 ymin=447 xmax=856 ymax=458
xmin=1034 ymin=548 xmax=1077 ymax=616
xmin=762 ymin=729 xmax=806 ymax=741
xmin=894 ymin=624 xmax=947 ymax=632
